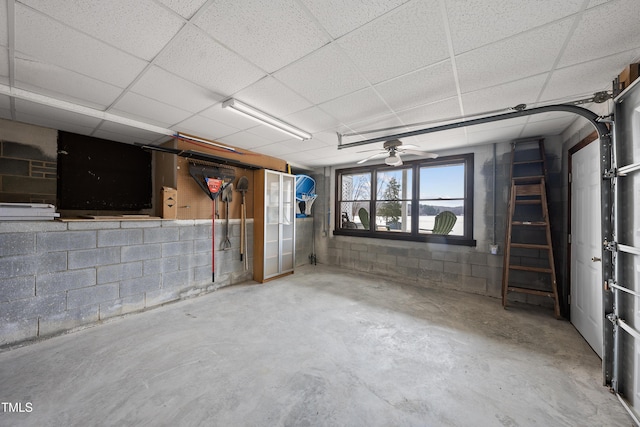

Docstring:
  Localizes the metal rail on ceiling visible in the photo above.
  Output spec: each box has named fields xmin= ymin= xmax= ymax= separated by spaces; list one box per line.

xmin=336 ymin=103 xmax=610 ymax=150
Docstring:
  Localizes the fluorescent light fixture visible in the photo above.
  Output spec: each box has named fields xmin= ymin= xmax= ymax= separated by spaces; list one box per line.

xmin=175 ymin=132 xmax=237 ymax=152
xmin=222 ymin=98 xmax=311 ymax=141
xmin=0 ymin=84 xmax=175 ymax=136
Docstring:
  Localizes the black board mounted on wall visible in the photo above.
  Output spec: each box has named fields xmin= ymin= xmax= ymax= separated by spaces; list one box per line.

xmin=57 ymin=131 xmax=152 ymax=210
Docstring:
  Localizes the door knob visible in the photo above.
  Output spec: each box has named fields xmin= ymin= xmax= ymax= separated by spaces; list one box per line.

xmin=591 ymin=256 xmax=601 ymax=262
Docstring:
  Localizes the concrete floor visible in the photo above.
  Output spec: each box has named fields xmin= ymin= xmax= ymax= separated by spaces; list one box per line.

xmin=0 ymin=264 xmax=632 ymax=426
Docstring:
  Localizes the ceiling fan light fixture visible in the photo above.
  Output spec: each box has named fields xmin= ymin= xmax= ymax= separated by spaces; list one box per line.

xmin=385 ymin=152 xmax=402 ymax=166
xmin=222 ymin=98 xmax=311 ymax=141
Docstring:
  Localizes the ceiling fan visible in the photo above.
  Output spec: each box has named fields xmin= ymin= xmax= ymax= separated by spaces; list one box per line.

xmin=356 ymin=139 xmax=438 ymax=166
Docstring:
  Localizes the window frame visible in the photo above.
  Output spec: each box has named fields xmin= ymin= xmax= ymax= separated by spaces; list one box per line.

xmin=334 ymin=153 xmax=476 ymax=246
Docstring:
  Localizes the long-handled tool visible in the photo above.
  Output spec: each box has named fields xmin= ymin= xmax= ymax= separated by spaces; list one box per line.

xmin=189 ymin=161 xmax=235 ymax=282
xmin=236 ymin=176 xmax=249 ymax=269
xmin=205 ymin=177 xmax=224 ymax=282
xmin=221 ymin=183 xmax=233 ymax=250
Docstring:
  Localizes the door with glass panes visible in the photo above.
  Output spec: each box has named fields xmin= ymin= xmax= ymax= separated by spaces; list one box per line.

xmin=263 ymin=170 xmax=295 ymax=280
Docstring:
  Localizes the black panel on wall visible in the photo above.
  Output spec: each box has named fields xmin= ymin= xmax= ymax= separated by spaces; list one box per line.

xmin=57 ymin=131 xmax=152 ymax=210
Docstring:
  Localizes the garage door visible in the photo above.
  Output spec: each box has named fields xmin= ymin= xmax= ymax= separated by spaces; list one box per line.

xmin=605 ymin=79 xmax=640 ymax=422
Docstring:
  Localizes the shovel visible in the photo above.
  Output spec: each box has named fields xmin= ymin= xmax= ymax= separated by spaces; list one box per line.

xmin=236 ymin=176 xmax=249 ymax=269
xmin=220 ymin=183 xmax=233 ymax=251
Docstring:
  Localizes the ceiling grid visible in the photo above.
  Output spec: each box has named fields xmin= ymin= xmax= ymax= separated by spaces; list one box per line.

xmin=0 ymin=0 xmax=638 ymax=166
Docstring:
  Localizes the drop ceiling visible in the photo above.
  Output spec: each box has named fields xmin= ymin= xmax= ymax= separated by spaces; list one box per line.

xmin=1 ymin=0 xmax=639 ymax=168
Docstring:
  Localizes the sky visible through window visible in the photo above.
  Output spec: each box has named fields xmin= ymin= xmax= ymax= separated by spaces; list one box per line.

xmin=420 ymin=164 xmax=464 ymax=200
xmin=344 ymin=164 xmax=465 ymax=202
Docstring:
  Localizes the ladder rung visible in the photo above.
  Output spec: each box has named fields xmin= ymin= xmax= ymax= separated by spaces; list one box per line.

xmin=513 ymin=160 xmax=544 ymax=165
xmin=509 ymin=265 xmax=553 ymax=273
xmin=510 ymin=243 xmax=550 ymax=250
xmin=514 ymin=186 xmax=542 ymax=196
xmin=511 ymin=221 xmax=547 ymax=226
xmin=515 ymin=199 xmax=541 ymax=204
xmin=512 ymin=175 xmax=545 ymax=181
xmin=507 ymin=286 xmax=554 ymax=297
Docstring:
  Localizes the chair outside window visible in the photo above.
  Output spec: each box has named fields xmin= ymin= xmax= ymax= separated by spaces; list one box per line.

xmin=431 ymin=211 xmax=457 ymax=235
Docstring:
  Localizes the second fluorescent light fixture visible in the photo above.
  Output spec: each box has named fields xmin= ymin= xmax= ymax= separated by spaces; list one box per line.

xmin=222 ymin=98 xmax=311 ymax=141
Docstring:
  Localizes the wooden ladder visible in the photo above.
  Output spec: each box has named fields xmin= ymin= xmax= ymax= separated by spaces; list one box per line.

xmin=501 ymin=139 xmax=560 ymax=318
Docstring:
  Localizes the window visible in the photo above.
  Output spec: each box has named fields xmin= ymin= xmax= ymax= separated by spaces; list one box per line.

xmin=335 ymin=153 xmax=475 ymax=245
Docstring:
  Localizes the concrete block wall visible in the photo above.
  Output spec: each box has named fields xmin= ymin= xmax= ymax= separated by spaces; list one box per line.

xmin=327 ymin=236 xmax=505 ymax=298
xmin=0 ymin=219 xmax=253 ymax=347
xmin=295 ymin=217 xmax=314 ymax=267
xmin=313 ymin=141 xmax=560 ymax=309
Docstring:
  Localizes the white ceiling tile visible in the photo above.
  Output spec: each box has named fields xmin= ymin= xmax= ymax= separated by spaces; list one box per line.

xmin=249 ymin=141 xmax=289 ymax=158
xmin=130 ymin=66 xmax=222 ymax=114
xmin=199 ymin=102 xmax=258 ymax=131
xmin=342 ymin=113 xmax=405 ymax=137
xmin=15 ymin=4 xmax=148 ymax=88
xmin=319 ymin=88 xmax=391 ymax=125
xmin=19 ymin=0 xmax=185 ymax=61
xmin=233 ymin=76 xmax=312 ymax=117
xmin=110 ymin=92 xmax=193 ymax=127
xmin=174 ymin=114 xmax=241 ymax=140
xmin=16 ymin=112 xmax=97 ymax=136
xmin=522 ymin=113 xmax=576 ymax=136
xmin=461 ymin=74 xmax=549 ymax=116
xmin=456 ymin=19 xmax=571 ymax=93
xmin=542 ymin=49 xmax=640 ymax=102
xmin=522 ymin=118 xmax=574 ymax=137
xmin=0 ymin=0 xmax=7 ymax=46
xmin=2 ymin=0 xmax=637 ymax=168
xmin=281 ymin=146 xmax=342 ymax=166
xmin=299 ymin=0 xmax=410 ymax=38
xmin=527 ymin=111 xmax=578 ymax=124
xmin=218 ymin=130 xmax=273 ymax=151
xmin=194 ymin=0 xmax=329 ymax=73
xmin=404 ymin=127 xmax=468 ymax=152
xmin=156 ymin=0 xmax=208 ymax=19
xmin=92 ymin=121 xmax=161 ymax=144
xmin=465 ymin=118 xmax=528 ymax=145
xmin=559 ymin=0 xmax=640 ymax=67
xmin=246 ymin=125 xmax=295 ymax=143
xmin=274 ymin=43 xmax=369 ymax=104
xmin=337 ymin=0 xmax=449 ymax=84
xmin=375 ymin=61 xmax=457 ymax=111
xmin=284 ymin=107 xmax=341 ymax=134
xmin=14 ymin=98 xmax=102 ymax=134
xmin=14 ymin=55 xmax=123 ymax=109
xmin=588 ymin=0 xmax=612 ymax=7
xmin=252 ymin=139 xmax=322 ymax=157
xmin=154 ymin=25 xmax=266 ymax=95
xmin=303 ymin=131 xmax=338 ymax=147
xmin=396 ymin=97 xmax=462 ymax=126
xmin=297 ymin=137 xmax=335 ymax=151
xmin=445 ymin=0 xmax=583 ymax=54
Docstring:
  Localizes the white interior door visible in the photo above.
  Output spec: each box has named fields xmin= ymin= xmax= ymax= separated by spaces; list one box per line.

xmin=571 ymin=139 xmax=603 ymax=357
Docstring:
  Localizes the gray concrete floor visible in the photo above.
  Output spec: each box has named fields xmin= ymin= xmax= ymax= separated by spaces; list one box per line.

xmin=0 ymin=264 xmax=633 ymax=426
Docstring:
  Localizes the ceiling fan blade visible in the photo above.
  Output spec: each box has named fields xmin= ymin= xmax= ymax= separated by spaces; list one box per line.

xmin=401 ymin=149 xmax=438 ymax=159
xmin=357 ymin=151 xmax=388 ymax=164
xmin=400 ymin=144 xmax=420 ymax=149
xmin=357 ymin=148 xmax=385 ymax=153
